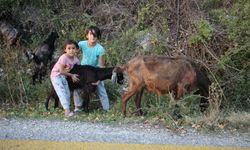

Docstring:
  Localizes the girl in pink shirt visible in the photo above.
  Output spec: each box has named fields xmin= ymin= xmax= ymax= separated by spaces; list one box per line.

xmin=50 ymin=39 xmax=82 ymax=118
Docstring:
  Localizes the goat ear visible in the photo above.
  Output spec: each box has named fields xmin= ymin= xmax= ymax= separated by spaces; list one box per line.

xmin=120 ymin=65 xmax=127 ymax=72
xmin=51 ymin=28 xmax=59 ymax=37
xmin=51 ymin=28 xmax=57 ymax=33
xmin=113 ymin=67 xmax=120 ymax=73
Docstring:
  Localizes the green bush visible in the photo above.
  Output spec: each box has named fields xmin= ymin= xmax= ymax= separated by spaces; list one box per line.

xmin=0 ymin=0 xmax=250 ymax=130
xmin=137 ymin=0 xmax=162 ymax=30
xmin=189 ymin=19 xmax=214 ymax=45
xmin=204 ymin=0 xmax=250 ymax=111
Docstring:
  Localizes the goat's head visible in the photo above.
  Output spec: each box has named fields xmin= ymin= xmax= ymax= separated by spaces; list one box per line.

xmin=112 ymin=67 xmax=124 ymax=85
xmin=24 ymin=49 xmax=41 ymax=64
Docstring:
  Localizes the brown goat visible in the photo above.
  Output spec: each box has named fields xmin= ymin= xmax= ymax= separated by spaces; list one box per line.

xmin=121 ymin=56 xmax=210 ymax=116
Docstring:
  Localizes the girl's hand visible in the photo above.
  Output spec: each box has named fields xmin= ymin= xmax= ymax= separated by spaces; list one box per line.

xmin=65 ymin=67 xmax=70 ymax=73
xmin=91 ymin=80 xmax=100 ymax=85
xmin=64 ymin=66 xmax=71 ymax=72
xmin=72 ymin=74 xmax=79 ymax=82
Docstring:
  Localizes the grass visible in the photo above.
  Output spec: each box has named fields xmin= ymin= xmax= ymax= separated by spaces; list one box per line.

xmin=0 ymin=74 xmax=249 ymax=133
xmin=0 ymin=0 xmax=249 ymax=138
xmin=1 ymin=90 xmax=249 ymax=134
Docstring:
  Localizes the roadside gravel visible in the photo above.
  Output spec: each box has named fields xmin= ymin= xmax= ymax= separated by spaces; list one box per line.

xmin=0 ymin=118 xmax=249 ymax=148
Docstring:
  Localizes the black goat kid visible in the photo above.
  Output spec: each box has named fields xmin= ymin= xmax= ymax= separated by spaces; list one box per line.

xmin=25 ymin=30 xmax=59 ymax=84
xmin=45 ymin=65 xmax=124 ymax=112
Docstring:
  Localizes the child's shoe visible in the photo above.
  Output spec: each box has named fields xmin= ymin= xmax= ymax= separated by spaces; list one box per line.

xmin=74 ymin=107 xmax=82 ymax=113
xmin=65 ymin=111 xmax=74 ymax=118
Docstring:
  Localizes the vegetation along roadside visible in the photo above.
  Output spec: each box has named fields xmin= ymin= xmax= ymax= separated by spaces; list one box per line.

xmin=0 ymin=0 xmax=249 ymax=133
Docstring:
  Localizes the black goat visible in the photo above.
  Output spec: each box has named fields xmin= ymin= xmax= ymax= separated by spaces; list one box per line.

xmin=45 ymin=65 xmax=124 ymax=112
xmin=25 ymin=30 xmax=59 ymax=84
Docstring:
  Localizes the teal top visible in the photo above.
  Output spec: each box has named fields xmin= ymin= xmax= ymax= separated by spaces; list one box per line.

xmin=78 ymin=40 xmax=105 ymax=67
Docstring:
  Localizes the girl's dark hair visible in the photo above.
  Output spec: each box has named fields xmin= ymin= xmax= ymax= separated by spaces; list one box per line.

xmin=85 ymin=26 xmax=101 ymax=39
xmin=62 ymin=39 xmax=79 ymax=52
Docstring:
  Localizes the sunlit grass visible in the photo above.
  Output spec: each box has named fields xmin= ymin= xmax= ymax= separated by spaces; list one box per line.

xmin=0 ymin=82 xmax=249 ymax=133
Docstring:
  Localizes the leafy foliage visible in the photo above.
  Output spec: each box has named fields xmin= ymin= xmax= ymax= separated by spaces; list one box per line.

xmin=201 ymin=0 xmax=250 ymax=111
xmin=189 ymin=20 xmax=214 ymax=45
xmin=0 ymin=0 xmax=250 ymax=130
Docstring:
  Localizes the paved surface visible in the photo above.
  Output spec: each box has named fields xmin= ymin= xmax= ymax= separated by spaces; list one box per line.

xmin=1 ymin=140 xmax=249 ymax=150
xmin=0 ymin=118 xmax=249 ymax=150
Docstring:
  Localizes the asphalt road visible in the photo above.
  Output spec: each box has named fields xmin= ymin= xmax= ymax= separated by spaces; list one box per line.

xmin=0 ymin=118 xmax=249 ymax=149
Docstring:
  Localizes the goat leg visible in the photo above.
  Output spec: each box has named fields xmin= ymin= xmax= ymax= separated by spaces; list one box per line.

xmin=134 ymin=88 xmax=144 ymax=116
xmin=45 ymin=90 xmax=53 ymax=111
xmin=122 ymin=87 xmax=140 ymax=117
xmin=32 ymin=71 xmax=38 ymax=85
xmin=44 ymin=95 xmax=50 ymax=111
xmin=53 ymin=95 xmax=59 ymax=109
xmin=44 ymin=86 xmax=59 ymax=111
xmin=81 ymin=92 xmax=90 ymax=113
xmin=175 ymin=83 xmax=186 ymax=100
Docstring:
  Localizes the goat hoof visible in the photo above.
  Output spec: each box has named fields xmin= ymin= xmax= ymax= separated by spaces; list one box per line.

xmin=200 ymin=103 xmax=209 ymax=112
xmin=122 ymin=113 xmax=127 ymax=118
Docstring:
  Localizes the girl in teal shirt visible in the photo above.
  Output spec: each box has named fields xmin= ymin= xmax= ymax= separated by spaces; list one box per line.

xmin=78 ymin=26 xmax=110 ymax=111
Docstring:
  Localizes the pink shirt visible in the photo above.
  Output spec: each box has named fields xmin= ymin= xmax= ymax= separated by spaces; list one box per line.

xmin=50 ymin=53 xmax=80 ymax=77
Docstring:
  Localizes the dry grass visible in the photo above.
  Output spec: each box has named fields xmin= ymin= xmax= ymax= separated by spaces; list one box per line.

xmin=205 ymin=83 xmax=223 ymax=124
xmin=226 ymin=112 xmax=250 ymax=125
